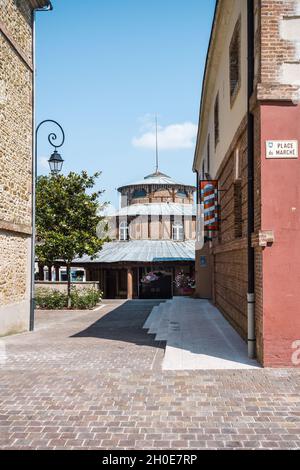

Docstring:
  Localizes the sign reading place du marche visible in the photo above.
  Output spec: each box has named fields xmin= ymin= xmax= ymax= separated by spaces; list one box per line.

xmin=266 ymin=140 xmax=298 ymax=159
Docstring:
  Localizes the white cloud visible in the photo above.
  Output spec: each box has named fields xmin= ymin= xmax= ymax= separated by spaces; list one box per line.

xmin=39 ymin=157 xmax=50 ymax=170
xmin=132 ymin=121 xmax=198 ymax=151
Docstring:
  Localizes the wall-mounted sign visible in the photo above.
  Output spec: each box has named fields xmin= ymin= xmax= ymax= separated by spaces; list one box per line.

xmin=200 ymin=256 xmax=207 ymax=267
xmin=258 ymin=230 xmax=275 ymax=247
xmin=200 ymin=180 xmax=219 ymax=231
xmin=266 ymin=140 xmax=298 ymax=159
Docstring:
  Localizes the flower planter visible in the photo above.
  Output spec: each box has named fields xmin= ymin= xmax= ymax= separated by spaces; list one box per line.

xmin=179 ymin=287 xmax=195 ymax=296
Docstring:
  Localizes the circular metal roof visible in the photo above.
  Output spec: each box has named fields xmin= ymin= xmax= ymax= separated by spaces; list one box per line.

xmin=118 ymin=171 xmax=196 ymax=192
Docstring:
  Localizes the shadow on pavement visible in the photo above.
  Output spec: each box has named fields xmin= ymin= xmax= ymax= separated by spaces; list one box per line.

xmin=71 ymin=300 xmax=165 ymax=349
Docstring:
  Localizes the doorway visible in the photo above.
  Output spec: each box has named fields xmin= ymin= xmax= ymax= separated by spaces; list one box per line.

xmin=139 ymin=269 xmax=172 ymax=299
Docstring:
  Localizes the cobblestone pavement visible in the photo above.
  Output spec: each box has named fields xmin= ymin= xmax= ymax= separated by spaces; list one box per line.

xmin=0 ymin=300 xmax=300 ymax=450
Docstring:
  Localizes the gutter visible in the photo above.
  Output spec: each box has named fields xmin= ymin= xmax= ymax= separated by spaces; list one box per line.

xmin=247 ymin=0 xmax=256 ymax=358
xmin=30 ymin=0 xmax=53 ymax=9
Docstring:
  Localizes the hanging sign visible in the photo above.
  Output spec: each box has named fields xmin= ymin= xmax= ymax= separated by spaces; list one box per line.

xmin=266 ymin=140 xmax=298 ymax=159
xmin=200 ymin=180 xmax=219 ymax=232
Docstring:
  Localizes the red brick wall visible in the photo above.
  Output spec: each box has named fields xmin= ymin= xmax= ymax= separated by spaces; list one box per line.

xmin=209 ymin=104 xmax=264 ymax=364
xmin=253 ymin=104 xmax=263 ymax=364
xmin=258 ymin=0 xmax=299 ymax=102
xmin=212 ymin=122 xmax=249 ymax=341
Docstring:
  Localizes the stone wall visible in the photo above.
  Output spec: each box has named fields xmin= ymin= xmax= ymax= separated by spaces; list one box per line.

xmin=0 ymin=0 xmax=35 ymax=336
xmin=0 ymin=231 xmax=30 ymax=305
xmin=35 ymin=281 xmax=100 ymax=293
xmin=0 ymin=0 xmax=33 ymax=230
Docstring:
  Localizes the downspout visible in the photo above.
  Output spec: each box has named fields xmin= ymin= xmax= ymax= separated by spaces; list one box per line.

xmin=30 ymin=2 xmax=53 ymax=331
xmin=195 ymin=169 xmax=200 ymax=206
xmin=195 ymin=168 xmax=203 ymax=250
xmin=247 ymin=0 xmax=256 ymax=358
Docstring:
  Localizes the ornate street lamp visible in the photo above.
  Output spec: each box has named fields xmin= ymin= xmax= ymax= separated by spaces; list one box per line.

xmin=35 ymin=119 xmax=65 ymax=175
xmin=30 ymin=120 xmax=65 ymax=331
xmin=48 ymin=149 xmax=64 ymax=175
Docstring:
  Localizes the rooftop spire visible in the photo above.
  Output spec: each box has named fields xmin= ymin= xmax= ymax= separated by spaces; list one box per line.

xmin=155 ymin=114 xmax=159 ymax=174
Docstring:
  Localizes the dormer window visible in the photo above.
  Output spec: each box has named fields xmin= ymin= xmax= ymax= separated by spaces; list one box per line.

xmin=172 ymin=223 xmax=184 ymax=241
xmin=119 ymin=221 xmax=129 ymax=241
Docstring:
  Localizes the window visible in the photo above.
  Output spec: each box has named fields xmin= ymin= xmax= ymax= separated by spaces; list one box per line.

xmin=214 ymin=93 xmax=219 ymax=148
xmin=177 ymin=190 xmax=188 ymax=199
xmin=234 ymin=180 xmax=242 ymax=238
xmin=172 ymin=223 xmax=184 ymax=241
xmin=233 ymin=147 xmax=242 ymax=238
xmin=132 ymin=189 xmax=147 ymax=199
xmin=235 ymin=148 xmax=241 ymax=180
xmin=207 ymin=137 xmax=210 ymax=175
xmin=119 ymin=221 xmax=129 ymax=241
xmin=229 ymin=18 xmax=241 ymax=102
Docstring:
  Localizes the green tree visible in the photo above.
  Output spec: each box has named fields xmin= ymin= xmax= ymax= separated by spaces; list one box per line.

xmin=36 ymin=171 xmax=108 ymax=308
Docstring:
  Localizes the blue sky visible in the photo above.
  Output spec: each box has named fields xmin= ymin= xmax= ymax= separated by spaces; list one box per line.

xmin=36 ymin=0 xmax=216 ymax=207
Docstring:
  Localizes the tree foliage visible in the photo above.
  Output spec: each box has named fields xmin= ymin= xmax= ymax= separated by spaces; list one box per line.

xmin=36 ymin=171 xmax=108 ymax=306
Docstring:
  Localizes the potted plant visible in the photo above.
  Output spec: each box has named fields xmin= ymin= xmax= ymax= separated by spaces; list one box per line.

xmin=174 ymin=272 xmax=195 ymax=296
xmin=140 ymin=271 xmax=159 ymax=284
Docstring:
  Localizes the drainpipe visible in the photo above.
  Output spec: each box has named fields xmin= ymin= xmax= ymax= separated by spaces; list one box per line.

xmin=195 ymin=167 xmax=205 ymax=252
xmin=195 ymin=169 xmax=200 ymax=205
xmin=30 ymin=2 xmax=53 ymax=331
xmin=195 ymin=169 xmax=203 ymax=249
xmin=247 ymin=0 xmax=256 ymax=358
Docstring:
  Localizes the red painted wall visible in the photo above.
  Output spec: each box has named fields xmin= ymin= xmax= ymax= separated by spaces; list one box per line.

xmin=261 ymin=103 xmax=300 ymax=367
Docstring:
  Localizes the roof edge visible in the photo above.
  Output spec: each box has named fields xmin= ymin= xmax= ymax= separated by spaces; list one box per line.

xmin=193 ymin=0 xmax=220 ymax=173
xmin=117 ymin=178 xmax=196 ymax=192
xmin=117 ymin=183 xmax=197 ymax=191
xmin=29 ymin=0 xmax=52 ymax=9
xmin=144 ymin=170 xmax=170 ymax=179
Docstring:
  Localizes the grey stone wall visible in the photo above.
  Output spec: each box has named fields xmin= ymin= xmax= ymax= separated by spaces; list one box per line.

xmin=0 ymin=0 xmax=35 ymax=335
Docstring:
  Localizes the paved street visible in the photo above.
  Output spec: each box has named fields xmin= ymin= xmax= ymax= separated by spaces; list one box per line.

xmin=0 ymin=300 xmax=300 ymax=450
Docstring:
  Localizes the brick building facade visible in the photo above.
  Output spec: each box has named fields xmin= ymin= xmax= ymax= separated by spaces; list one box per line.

xmin=0 ymin=0 xmax=50 ymax=336
xmin=193 ymin=0 xmax=300 ymax=367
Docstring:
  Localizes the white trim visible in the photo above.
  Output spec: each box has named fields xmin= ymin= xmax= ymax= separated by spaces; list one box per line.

xmin=235 ymin=147 xmax=240 ymax=180
xmin=93 ymin=304 xmax=106 ymax=312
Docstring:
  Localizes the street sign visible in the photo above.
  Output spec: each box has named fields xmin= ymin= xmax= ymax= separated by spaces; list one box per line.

xmin=266 ymin=140 xmax=298 ymax=159
xmin=259 ymin=230 xmax=275 ymax=247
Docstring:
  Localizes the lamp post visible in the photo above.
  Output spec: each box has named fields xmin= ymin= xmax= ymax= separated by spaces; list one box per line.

xmin=29 ymin=120 xmax=65 ymax=331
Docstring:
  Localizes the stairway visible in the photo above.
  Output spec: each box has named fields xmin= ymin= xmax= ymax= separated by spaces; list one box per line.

xmin=143 ymin=297 xmax=260 ymax=370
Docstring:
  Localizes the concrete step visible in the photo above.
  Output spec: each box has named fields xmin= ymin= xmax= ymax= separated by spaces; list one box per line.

xmin=147 ymin=303 xmax=165 ymax=334
xmin=162 ymin=299 xmax=260 ymax=370
xmin=155 ymin=303 xmax=172 ymax=341
xmin=148 ymin=300 xmax=172 ymax=335
xmin=143 ymin=305 xmax=159 ymax=330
